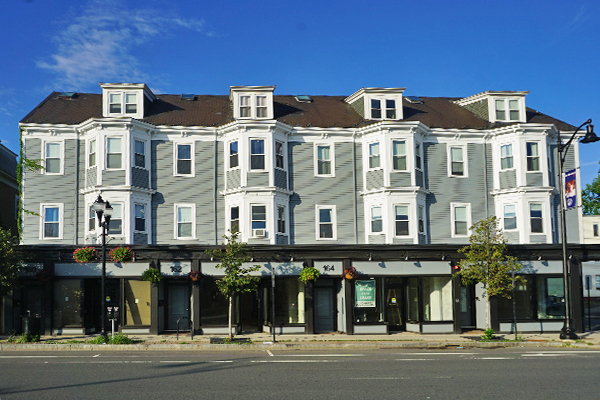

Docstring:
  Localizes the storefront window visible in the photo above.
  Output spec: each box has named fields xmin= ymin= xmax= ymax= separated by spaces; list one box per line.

xmin=498 ymin=276 xmax=535 ymax=320
xmin=53 ymin=279 xmax=82 ymax=327
xmin=200 ymin=277 xmax=229 ymax=326
xmin=124 ymin=280 xmax=151 ymax=325
xmin=353 ymin=279 xmax=383 ymax=323
xmin=406 ymin=277 xmax=419 ymax=322
xmin=537 ymin=277 xmax=565 ymax=319
xmin=275 ymin=278 xmax=305 ymax=324
xmin=422 ymin=277 xmax=453 ymax=321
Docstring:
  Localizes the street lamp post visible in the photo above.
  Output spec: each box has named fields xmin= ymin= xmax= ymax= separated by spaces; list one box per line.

xmin=92 ymin=194 xmax=113 ymax=338
xmin=557 ymin=119 xmax=599 ymax=340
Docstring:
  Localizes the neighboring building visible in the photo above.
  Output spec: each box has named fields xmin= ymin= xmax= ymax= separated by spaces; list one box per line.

xmin=12 ymin=83 xmax=598 ymax=337
xmin=583 ymin=215 xmax=600 ymax=244
xmin=0 ymin=142 xmax=18 ymax=236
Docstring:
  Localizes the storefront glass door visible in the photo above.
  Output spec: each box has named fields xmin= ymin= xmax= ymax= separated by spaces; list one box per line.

xmin=167 ymin=283 xmax=190 ymax=331
xmin=385 ymin=278 xmax=404 ymax=331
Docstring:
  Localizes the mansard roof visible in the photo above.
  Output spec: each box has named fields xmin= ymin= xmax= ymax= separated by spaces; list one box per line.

xmin=20 ymin=91 xmax=576 ymax=131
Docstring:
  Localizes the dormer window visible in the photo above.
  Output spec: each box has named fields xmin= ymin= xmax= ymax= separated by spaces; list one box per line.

xmin=495 ymin=99 xmax=519 ymax=121
xmin=230 ymin=86 xmax=275 ymax=120
xmin=125 ymin=94 xmax=137 ymax=114
xmin=100 ymin=83 xmax=155 ymax=119
xmin=371 ymin=99 xmax=396 ymax=119
xmin=257 ymin=96 xmax=268 ymax=118
xmin=108 ymin=92 xmax=138 ymax=115
xmin=344 ymin=87 xmax=405 ymax=121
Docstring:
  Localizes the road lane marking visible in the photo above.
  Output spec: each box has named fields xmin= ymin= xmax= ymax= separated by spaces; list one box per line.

xmin=478 ymin=357 xmax=512 ymax=360
xmin=160 ymin=361 xmax=191 ymax=363
xmin=267 ymin=350 xmax=274 ymax=357
xmin=395 ymin=359 xmax=436 ymax=361
xmin=251 ymin=360 xmax=340 ymax=363
xmin=277 ymin=354 xmax=364 ymax=357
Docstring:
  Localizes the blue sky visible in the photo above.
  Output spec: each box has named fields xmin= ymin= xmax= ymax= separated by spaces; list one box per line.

xmin=2 ymin=0 xmax=599 ymax=184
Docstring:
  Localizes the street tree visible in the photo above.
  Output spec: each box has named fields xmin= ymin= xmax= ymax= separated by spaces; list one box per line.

xmin=582 ymin=162 xmax=600 ymax=215
xmin=456 ymin=216 xmax=522 ymax=330
xmin=0 ymin=227 xmax=20 ymax=296
xmin=205 ymin=231 xmax=260 ymax=340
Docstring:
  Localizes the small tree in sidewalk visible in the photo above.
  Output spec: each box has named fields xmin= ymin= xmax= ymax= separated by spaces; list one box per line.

xmin=0 ymin=227 xmax=20 ymax=296
xmin=456 ymin=216 xmax=522 ymax=332
xmin=205 ymin=231 xmax=260 ymax=340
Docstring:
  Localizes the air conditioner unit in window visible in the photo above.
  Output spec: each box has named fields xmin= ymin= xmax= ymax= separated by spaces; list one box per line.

xmin=253 ymin=229 xmax=266 ymax=238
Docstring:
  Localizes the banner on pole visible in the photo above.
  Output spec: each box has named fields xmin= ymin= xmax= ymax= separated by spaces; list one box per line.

xmin=565 ymin=169 xmax=577 ymax=209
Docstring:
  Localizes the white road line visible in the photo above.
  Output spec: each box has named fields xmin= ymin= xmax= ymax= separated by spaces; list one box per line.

xmin=395 ymin=352 xmax=480 ymax=355
xmin=267 ymin=350 xmax=274 ymax=357
xmin=160 ymin=361 xmax=191 ymax=363
xmin=251 ymin=360 xmax=340 ymax=363
xmin=93 ymin=354 xmax=100 ymax=357
xmin=278 ymin=354 xmax=364 ymax=357
xmin=522 ymin=354 xmax=571 ymax=357
xmin=478 ymin=357 xmax=512 ymax=360
xmin=350 ymin=376 xmax=452 ymax=380
xmin=395 ymin=359 xmax=436 ymax=361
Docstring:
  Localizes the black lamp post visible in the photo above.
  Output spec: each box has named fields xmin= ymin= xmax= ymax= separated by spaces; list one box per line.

xmin=92 ymin=194 xmax=113 ymax=337
xmin=557 ymin=119 xmax=599 ymax=339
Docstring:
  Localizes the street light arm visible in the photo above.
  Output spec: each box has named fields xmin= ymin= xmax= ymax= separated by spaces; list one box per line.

xmin=558 ymin=119 xmax=592 ymax=164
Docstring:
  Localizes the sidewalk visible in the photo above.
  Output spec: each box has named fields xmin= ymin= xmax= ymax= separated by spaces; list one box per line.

xmin=2 ymin=330 xmax=600 ymax=351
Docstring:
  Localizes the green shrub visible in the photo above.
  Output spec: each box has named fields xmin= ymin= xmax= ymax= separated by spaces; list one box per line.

xmin=108 ymin=333 xmax=133 ymax=344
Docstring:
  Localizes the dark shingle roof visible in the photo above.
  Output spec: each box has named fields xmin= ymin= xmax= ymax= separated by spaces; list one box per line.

xmin=20 ymin=92 xmax=576 ymax=131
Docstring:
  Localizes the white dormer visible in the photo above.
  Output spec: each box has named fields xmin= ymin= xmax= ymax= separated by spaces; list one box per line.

xmin=100 ymin=83 xmax=156 ymax=119
xmin=344 ymin=87 xmax=406 ymax=121
xmin=230 ymin=86 xmax=276 ymax=120
xmin=454 ymin=91 xmax=529 ymax=123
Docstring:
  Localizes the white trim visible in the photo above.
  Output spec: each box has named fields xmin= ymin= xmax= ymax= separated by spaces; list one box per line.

xmin=316 ymin=205 xmax=337 ymax=240
xmin=40 ymin=203 xmax=63 ymax=240
xmin=274 ymin=140 xmax=286 ymax=171
xmin=367 ymin=141 xmax=382 ymax=170
xmin=230 ymin=87 xmax=275 ymax=120
xmin=173 ymin=141 xmax=195 ymax=177
xmin=393 ymin=203 xmax=411 ymax=237
xmin=41 ymin=139 xmax=64 ymax=175
xmin=134 ymin=203 xmax=146 ymax=233
xmin=228 ymin=139 xmax=240 ymax=170
xmin=391 ymin=139 xmax=408 ymax=172
xmin=528 ymin=201 xmax=545 ymax=235
xmin=370 ymin=205 xmax=383 ymax=235
xmin=489 ymin=97 xmax=526 ymax=123
xmin=314 ymin=142 xmax=335 ymax=177
xmin=105 ymin=136 xmax=124 ymax=170
xmin=447 ymin=144 xmax=468 ymax=178
xmin=249 ymin=138 xmax=267 ymax=171
xmin=451 ymin=202 xmax=471 ymax=238
xmin=174 ymin=203 xmax=196 ymax=240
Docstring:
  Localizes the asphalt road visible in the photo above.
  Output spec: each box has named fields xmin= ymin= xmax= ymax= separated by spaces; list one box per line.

xmin=1 ymin=348 xmax=599 ymax=399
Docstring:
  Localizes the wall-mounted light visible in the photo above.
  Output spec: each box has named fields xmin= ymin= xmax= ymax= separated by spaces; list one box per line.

xmin=290 ymin=255 xmax=294 ymax=262
xmin=405 ymin=253 xmax=409 ymax=261
xmin=368 ymin=252 xmax=373 ymax=261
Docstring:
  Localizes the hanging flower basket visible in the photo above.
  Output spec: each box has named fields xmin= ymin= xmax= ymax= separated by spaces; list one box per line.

xmin=298 ymin=267 xmax=320 ymax=284
xmin=109 ymin=246 xmax=134 ymax=264
xmin=342 ymin=266 xmax=360 ymax=280
xmin=73 ymin=247 xmax=97 ymax=263
xmin=189 ymin=270 xmax=202 ymax=282
xmin=141 ymin=268 xmax=162 ymax=283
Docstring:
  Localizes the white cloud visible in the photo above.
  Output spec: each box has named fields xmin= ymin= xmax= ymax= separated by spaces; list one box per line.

xmin=37 ymin=0 xmax=206 ymax=90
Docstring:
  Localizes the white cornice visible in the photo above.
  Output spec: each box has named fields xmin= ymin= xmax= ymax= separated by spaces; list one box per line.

xmin=454 ymin=90 xmax=530 ymax=106
xmin=79 ymin=185 xmax=157 ymax=196
xmin=220 ymin=186 xmax=293 ymax=196
xmin=344 ymin=87 xmax=407 ymax=104
xmin=490 ymin=186 xmax=556 ymax=196
xmin=360 ymin=187 xmax=431 ymax=196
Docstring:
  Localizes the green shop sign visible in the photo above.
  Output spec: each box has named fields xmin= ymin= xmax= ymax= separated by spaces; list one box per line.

xmin=355 ymin=280 xmax=376 ymax=308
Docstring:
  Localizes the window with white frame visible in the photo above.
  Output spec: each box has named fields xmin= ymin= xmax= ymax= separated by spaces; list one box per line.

xmin=415 ymin=143 xmax=422 ymax=170
xmin=44 ymin=142 xmax=62 ymax=174
xmin=594 ymin=223 xmax=599 ymax=237
xmin=500 ymin=144 xmax=513 ymax=170
xmin=504 ymin=204 xmax=517 ymax=230
xmin=109 ymin=93 xmax=122 ymax=114
xmin=176 ymin=205 xmax=194 ymax=239
xmin=109 ymin=92 xmax=137 ymax=115
xmin=125 ymin=93 xmax=137 ymax=114
xmin=316 ymin=145 xmax=332 ymax=175
xmin=108 ymin=203 xmax=122 ymax=235
xmin=495 ymin=99 xmax=520 ymax=121
xmin=418 ymin=205 xmax=424 ymax=234
xmin=251 ymin=205 xmax=266 ymax=235
xmin=106 ymin=137 xmax=122 ymax=169
xmin=240 ymin=96 xmax=251 ymax=118
xmin=134 ymin=140 xmax=145 ymax=168
xmin=230 ymin=206 xmax=239 ymax=234
xmin=393 ymin=140 xmax=406 ymax=171
xmin=369 ymin=142 xmax=380 ymax=169
xmin=250 ymin=139 xmax=265 ymax=170
xmin=395 ymin=205 xmax=409 ymax=236
xmin=530 ymin=203 xmax=543 ymax=233
xmin=88 ymin=139 xmax=96 ymax=167
xmin=275 ymin=141 xmax=284 ymax=169
xmin=449 ymin=146 xmax=465 ymax=176
xmin=317 ymin=206 xmax=336 ymax=239
xmin=370 ymin=98 xmax=396 ymax=119
xmin=88 ymin=205 xmax=96 ymax=232
xmin=277 ymin=206 xmax=286 ymax=234
xmin=236 ymin=93 xmax=271 ymax=119
xmin=371 ymin=206 xmax=383 ymax=233
xmin=452 ymin=204 xmax=470 ymax=236
xmin=135 ymin=204 xmax=145 ymax=232
xmin=176 ymin=144 xmax=192 ymax=175
xmin=42 ymin=204 xmax=61 ymax=239
xmin=229 ymin=141 xmax=239 ymax=168
xmin=257 ymin=96 xmax=267 ymax=118
xmin=526 ymin=142 xmax=540 ymax=172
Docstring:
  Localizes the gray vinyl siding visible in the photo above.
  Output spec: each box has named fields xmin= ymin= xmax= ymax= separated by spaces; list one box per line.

xmin=247 ymin=171 xmax=269 ymax=187
xmin=426 ymin=142 xmax=491 ymax=244
xmin=462 ymin=99 xmax=489 ymax=121
xmin=366 ymin=170 xmax=384 ymax=189
xmin=21 ymin=138 xmax=80 ymax=244
xmin=349 ymin=98 xmax=364 ymax=118
xmin=275 ymin=169 xmax=287 ymax=190
xmin=415 ymin=170 xmax=424 ymax=187
xmin=134 ymin=232 xmax=148 ymax=244
xmin=132 ymin=167 xmax=149 ymax=188
xmin=86 ymin=166 xmax=97 ymax=187
xmin=227 ymin=169 xmax=241 ymax=189
xmin=368 ymin=234 xmax=385 ymax=244
xmin=288 ymin=141 xmax=358 ymax=244
xmin=390 ymin=172 xmax=411 ymax=187
xmin=392 ymin=237 xmax=414 ymax=244
xmin=503 ymin=231 xmax=520 ymax=243
xmin=276 ymin=234 xmax=288 ymax=244
xmin=529 ymin=235 xmax=547 ymax=243
xmin=152 ymin=140 xmax=219 ymax=244
xmin=526 ymin=172 xmax=543 ymax=187
xmin=103 ymin=169 xmax=126 ymax=186
xmin=499 ymin=170 xmax=517 ymax=189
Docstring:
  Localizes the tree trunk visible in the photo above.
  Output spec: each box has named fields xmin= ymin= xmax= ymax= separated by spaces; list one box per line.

xmin=486 ymin=296 xmax=490 ymax=331
xmin=228 ymin=295 xmax=233 ymax=340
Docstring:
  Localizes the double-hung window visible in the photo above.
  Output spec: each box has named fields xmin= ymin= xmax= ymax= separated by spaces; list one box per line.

xmin=369 ymin=142 xmax=380 ymax=169
xmin=88 ymin=139 xmax=96 ymax=167
xmin=108 ymin=204 xmax=122 ymax=235
xmin=504 ymin=204 xmax=517 ymax=230
xmin=395 ymin=205 xmax=409 ymax=236
xmin=495 ymin=99 xmax=520 ymax=121
xmin=594 ymin=223 xmax=599 ymax=237
xmin=317 ymin=206 xmax=335 ymax=239
xmin=88 ymin=205 xmax=96 ymax=232
xmin=256 ymin=96 xmax=267 ymax=118
xmin=109 ymin=93 xmax=122 ymax=113
xmin=240 ymin=96 xmax=251 ymax=118
xmin=418 ymin=205 xmax=424 ymax=234
xmin=500 ymin=144 xmax=513 ymax=169
xmin=415 ymin=143 xmax=422 ymax=170
xmin=176 ymin=205 xmax=194 ymax=239
xmin=317 ymin=145 xmax=332 ymax=175
xmin=370 ymin=99 xmax=396 ymax=119
xmin=453 ymin=204 xmax=470 ymax=236
xmin=45 ymin=142 xmax=61 ymax=174
xmin=125 ymin=93 xmax=137 ymax=114
xmin=526 ymin=142 xmax=540 ymax=171
xmin=135 ymin=204 xmax=145 ymax=232
xmin=229 ymin=141 xmax=239 ymax=168
xmin=277 ymin=206 xmax=286 ymax=234
xmin=371 ymin=206 xmax=383 ymax=233
xmin=42 ymin=205 xmax=61 ymax=239
xmin=230 ymin=206 xmax=239 ymax=234
xmin=530 ymin=203 xmax=543 ymax=233
xmin=251 ymin=205 xmax=266 ymax=236
xmin=449 ymin=146 xmax=465 ymax=176
xmin=392 ymin=140 xmax=406 ymax=171
xmin=250 ymin=139 xmax=265 ymax=170
xmin=106 ymin=138 xmax=122 ymax=169
xmin=134 ymin=140 xmax=145 ymax=168
xmin=176 ymin=144 xmax=192 ymax=175
xmin=275 ymin=141 xmax=284 ymax=169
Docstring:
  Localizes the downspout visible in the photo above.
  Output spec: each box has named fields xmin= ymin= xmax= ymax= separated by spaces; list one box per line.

xmin=214 ymin=130 xmax=218 ymax=244
xmin=75 ymin=130 xmax=80 ymax=244
xmin=353 ymin=132 xmax=358 ymax=244
xmin=483 ymin=141 xmax=489 ymax=216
